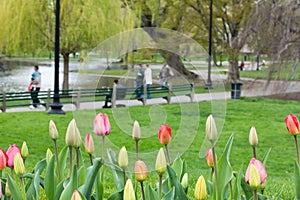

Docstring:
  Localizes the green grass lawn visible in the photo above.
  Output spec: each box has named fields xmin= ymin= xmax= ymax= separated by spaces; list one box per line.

xmin=0 ymin=97 xmax=299 ymax=199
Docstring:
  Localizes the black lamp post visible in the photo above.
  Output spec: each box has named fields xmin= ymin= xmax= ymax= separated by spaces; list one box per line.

xmin=48 ymin=0 xmax=65 ymax=114
xmin=205 ymin=0 xmax=213 ymax=89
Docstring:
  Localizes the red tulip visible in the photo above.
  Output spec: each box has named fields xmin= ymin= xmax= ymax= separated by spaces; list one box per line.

xmin=158 ymin=124 xmax=172 ymax=145
xmin=285 ymin=114 xmax=300 ymax=135
xmin=245 ymin=158 xmax=267 ymax=185
xmin=6 ymin=144 xmax=21 ymax=168
xmin=206 ymin=148 xmax=214 ymax=167
xmin=93 ymin=113 xmax=111 ymax=136
xmin=0 ymin=148 xmax=8 ymax=170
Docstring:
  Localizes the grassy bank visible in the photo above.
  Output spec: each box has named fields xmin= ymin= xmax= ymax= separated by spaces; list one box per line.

xmin=0 ymin=97 xmax=299 ymax=198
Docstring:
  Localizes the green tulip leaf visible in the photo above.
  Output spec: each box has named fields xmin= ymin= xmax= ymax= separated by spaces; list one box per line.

xmin=59 ymin=165 xmax=78 ymax=200
xmin=167 ymin=165 xmax=188 ymax=200
xmin=77 ymin=166 xmax=86 ymax=187
xmin=162 ymin=187 xmax=175 ymax=200
xmin=145 ymin=184 xmax=158 ymax=200
xmin=33 ymin=159 xmax=47 ymax=175
xmin=58 ymin=146 xmax=69 ymax=179
xmin=34 ymin=170 xmax=41 ymax=198
xmin=232 ymin=166 xmax=243 ymax=200
xmin=295 ymin=161 xmax=300 ymax=199
xmin=7 ymin=175 xmax=23 ymax=200
xmin=107 ymin=190 xmax=123 ymax=200
xmin=216 ymin=134 xmax=234 ymax=199
xmin=107 ymin=148 xmax=125 ymax=191
xmin=240 ymin=175 xmax=252 ymax=200
xmin=79 ymin=158 xmax=103 ymax=200
xmin=162 ymin=178 xmax=169 ymax=194
xmin=45 ymin=155 xmax=56 ymax=200
xmin=54 ymin=180 xmax=65 ymax=200
xmin=95 ymin=173 xmax=104 ymax=200
xmin=262 ymin=147 xmax=272 ymax=167
xmin=172 ymin=155 xmax=184 ymax=180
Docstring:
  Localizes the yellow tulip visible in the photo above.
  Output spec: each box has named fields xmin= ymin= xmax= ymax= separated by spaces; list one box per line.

xmin=181 ymin=173 xmax=188 ymax=189
xmin=14 ymin=153 xmax=25 ymax=176
xmin=21 ymin=141 xmax=28 ymax=159
xmin=194 ymin=175 xmax=207 ymax=200
xmin=132 ymin=120 xmax=141 ymax=141
xmin=155 ymin=148 xmax=166 ymax=175
xmin=118 ymin=146 xmax=128 ymax=169
xmin=49 ymin=120 xmax=59 ymax=140
xmin=123 ymin=179 xmax=136 ymax=200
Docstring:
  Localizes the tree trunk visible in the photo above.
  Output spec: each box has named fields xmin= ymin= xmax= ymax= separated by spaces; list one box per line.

xmin=227 ymin=55 xmax=240 ymax=82
xmin=62 ymin=53 xmax=69 ymax=90
xmin=143 ymin=28 xmax=198 ymax=79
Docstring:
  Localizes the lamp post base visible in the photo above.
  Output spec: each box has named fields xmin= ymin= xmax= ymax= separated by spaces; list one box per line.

xmin=205 ymin=82 xmax=213 ymax=89
xmin=47 ymin=103 xmax=65 ymax=114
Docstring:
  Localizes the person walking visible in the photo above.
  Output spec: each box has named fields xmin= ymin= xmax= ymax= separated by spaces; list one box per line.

xmin=158 ymin=64 xmax=170 ymax=86
xmin=135 ymin=64 xmax=144 ymax=98
xmin=143 ymin=64 xmax=152 ymax=98
xmin=29 ymin=65 xmax=42 ymax=109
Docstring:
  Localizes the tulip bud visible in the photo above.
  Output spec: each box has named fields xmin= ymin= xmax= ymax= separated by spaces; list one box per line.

xmin=71 ymin=190 xmax=82 ymax=200
xmin=0 ymin=149 xmax=8 ymax=170
xmin=123 ymin=179 xmax=136 ymax=200
xmin=206 ymin=148 xmax=214 ymax=167
xmin=21 ymin=141 xmax=28 ymax=159
xmin=118 ymin=146 xmax=128 ymax=169
xmin=249 ymin=126 xmax=258 ymax=147
xmin=285 ymin=114 xmax=300 ymax=135
xmin=14 ymin=153 xmax=25 ymax=175
xmin=6 ymin=144 xmax=21 ymax=168
xmin=66 ymin=119 xmax=81 ymax=147
xmin=132 ymin=120 xmax=141 ymax=141
xmin=5 ymin=180 xmax=10 ymax=197
xmin=245 ymin=158 xmax=267 ymax=185
xmin=49 ymin=120 xmax=59 ymax=140
xmin=194 ymin=175 xmax=207 ymax=200
xmin=181 ymin=173 xmax=188 ymax=189
xmin=155 ymin=148 xmax=166 ymax=175
xmin=84 ymin=134 xmax=94 ymax=154
xmin=46 ymin=148 xmax=53 ymax=164
xmin=134 ymin=160 xmax=148 ymax=182
xmin=249 ymin=164 xmax=260 ymax=188
xmin=94 ymin=113 xmax=111 ymax=136
xmin=206 ymin=115 xmax=218 ymax=144
xmin=158 ymin=124 xmax=172 ymax=145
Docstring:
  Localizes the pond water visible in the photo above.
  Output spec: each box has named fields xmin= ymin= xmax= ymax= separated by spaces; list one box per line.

xmin=0 ymin=59 xmax=136 ymax=92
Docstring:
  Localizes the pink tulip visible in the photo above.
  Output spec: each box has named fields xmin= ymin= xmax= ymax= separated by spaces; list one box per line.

xmin=0 ymin=148 xmax=8 ymax=170
xmin=245 ymin=158 xmax=267 ymax=185
xmin=158 ymin=124 xmax=172 ymax=145
xmin=206 ymin=148 xmax=214 ymax=168
xmin=6 ymin=144 xmax=21 ymax=168
xmin=285 ymin=114 xmax=300 ymax=135
xmin=93 ymin=113 xmax=111 ymax=136
xmin=84 ymin=134 xmax=94 ymax=154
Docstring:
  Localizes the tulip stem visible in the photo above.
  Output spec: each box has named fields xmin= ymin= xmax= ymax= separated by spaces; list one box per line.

xmin=102 ymin=136 xmax=105 ymax=159
xmin=165 ymin=144 xmax=171 ymax=165
xmin=135 ymin=140 xmax=139 ymax=161
xmin=294 ymin=135 xmax=300 ymax=165
xmin=89 ymin=153 xmax=93 ymax=165
xmin=123 ymin=169 xmax=126 ymax=186
xmin=253 ymin=189 xmax=258 ymax=200
xmin=140 ymin=181 xmax=146 ymax=200
xmin=212 ymin=144 xmax=219 ymax=200
xmin=69 ymin=146 xmax=73 ymax=176
xmin=76 ymin=147 xmax=80 ymax=169
xmin=252 ymin=146 xmax=256 ymax=158
xmin=158 ymin=174 xmax=162 ymax=200
xmin=53 ymin=140 xmax=61 ymax=181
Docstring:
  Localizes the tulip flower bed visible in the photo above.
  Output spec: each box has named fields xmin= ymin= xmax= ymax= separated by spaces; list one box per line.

xmin=0 ymin=97 xmax=299 ymax=199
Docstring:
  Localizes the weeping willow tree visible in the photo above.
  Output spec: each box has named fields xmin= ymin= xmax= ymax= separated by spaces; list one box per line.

xmin=0 ymin=0 xmax=135 ymax=89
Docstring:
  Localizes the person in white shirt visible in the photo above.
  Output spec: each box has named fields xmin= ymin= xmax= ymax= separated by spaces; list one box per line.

xmin=143 ymin=64 xmax=152 ymax=98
